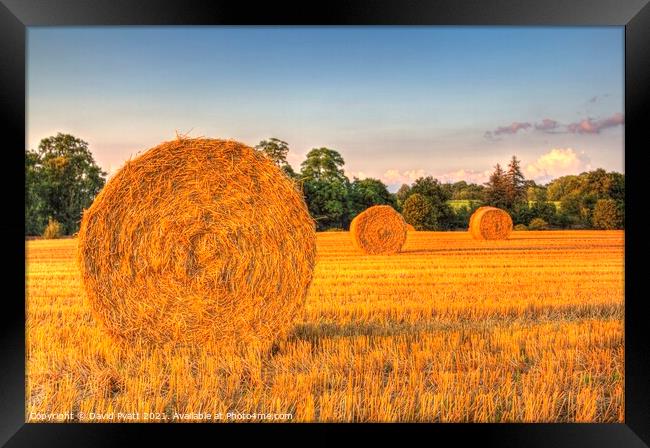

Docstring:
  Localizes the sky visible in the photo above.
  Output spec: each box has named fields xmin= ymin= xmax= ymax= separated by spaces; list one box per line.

xmin=27 ymin=27 xmax=624 ymax=190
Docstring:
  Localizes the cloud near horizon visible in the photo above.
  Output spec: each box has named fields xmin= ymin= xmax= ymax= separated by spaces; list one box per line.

xmin=525 ymin=148 xmax=591 ymax=181
xmin=359 ymin=148 xmax=595 ymax=191
xmin=382 ymin=168 xmax=427 ymax=185
xmin=437 ymin=169 xmax=491 ymax=185
xmin=379 ymin=168 xmax=492 ymax=188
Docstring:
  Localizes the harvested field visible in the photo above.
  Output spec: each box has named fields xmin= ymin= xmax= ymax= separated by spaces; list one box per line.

xmin=26 ymin=230 xmax=624 ymax=422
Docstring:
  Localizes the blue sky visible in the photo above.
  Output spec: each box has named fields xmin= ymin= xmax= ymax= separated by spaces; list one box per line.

xmin=27 ymin=27 xmax=624 ymax=189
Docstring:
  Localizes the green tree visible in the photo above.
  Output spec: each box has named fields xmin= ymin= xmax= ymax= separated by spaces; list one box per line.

xmin=402 ymin=193 xmax=435 ymax=230
xmin=28 ymin=133 xmax=106 ymax=235
xmin=547 ymin=175 xmax=582 ymax=201
xmin=529 ymin=201 xmax=557 ymax=226
xmin=26 ymin=149 xmax=46 ymax=235
xmin=452 ymin=181 xmax=484 ymax=200
xmin=527 ymin=182 xmax=547 ymax=202
xmin=450 ymin=203 xmax=482 ymax=229
xmin=300 ymin=147 xmax=347 ymax=182
xmin=484 ymin=163 xmax=508 ymax=210
xmin=592 ymin=199 xmax=624 ymax=229
xmin=302 ymin=180 xmax=349 ymax=230
xmin=449 ymin=180 xmax=468 ymax=199
xmin=300 ymin=147 xmax=350 ymax=230
xmin=255 ymin=138 xmax=296 ymax=177
xmin=583 ymin=169 xmax=625 ymax=202
xmin=605 ymin=172 xmax=625 ymax=202
xmin=409 ymin=176 xmax=454 ymax=229
xmin=559 ymin=191 xmax=585 ymax=227
xmin=348 ymin=178 xmax=395 ymax=219
xmin=511 ymin=202 xmax=534 ymax=226
xmin=396 ymin=184 xmax=411 ymax=210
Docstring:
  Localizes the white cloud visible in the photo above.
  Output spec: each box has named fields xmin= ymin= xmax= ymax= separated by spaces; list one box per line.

xmin=382 ymin=168 xmax=427 ymax=185
xmin=437 ymin=169 xmax=491 ymax=185
xmin=381 ymin=167 xmax=492 ymax=187
xmin=525 ymin=148 xmax=590 ymax=181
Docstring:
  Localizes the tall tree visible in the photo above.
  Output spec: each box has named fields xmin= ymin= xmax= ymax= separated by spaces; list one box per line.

xmin=300 ymin=147 xmax=350 ymax=230
xmin=300 ymin=147 xmax=347 ymax=183
xmin=484 ymin=163 xmax=508 ymax=210
xmin=506 ymin=155 xmax=527 ymax=209
xmin=255 ymin=138 xmax=295 ymax=177
xmin=29 ymin=133 xmax=106 ymax=235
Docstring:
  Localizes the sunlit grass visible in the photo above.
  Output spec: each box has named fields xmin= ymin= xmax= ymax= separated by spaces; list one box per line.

xmin=26 ymin=230 xmax=624 ymax=422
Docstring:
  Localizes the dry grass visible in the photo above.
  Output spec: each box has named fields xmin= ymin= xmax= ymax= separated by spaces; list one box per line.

xmin=77 ymin=138 xmax=316 ymax=347
xmin=26 ymin=230 xmax=624 ymax=422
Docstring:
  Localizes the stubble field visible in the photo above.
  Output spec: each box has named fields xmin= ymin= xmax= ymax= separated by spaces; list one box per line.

xmin=26 ymin=230 xmax=624 ymax=422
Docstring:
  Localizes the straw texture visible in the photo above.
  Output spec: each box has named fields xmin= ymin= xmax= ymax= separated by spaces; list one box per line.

xmin=77 ymin=138 xmax=317 ymax=347
xmin=468 ymin=206 xmax=513 ymax=240
xmin=350 ymin=205 xmax=407 ymax=255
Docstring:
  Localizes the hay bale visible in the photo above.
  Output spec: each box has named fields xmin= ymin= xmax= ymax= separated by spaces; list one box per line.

xmin=77 ymin=138 xmax=317 ymax=347
xmin=468 ymin=206 xmax=513 ymax=240
xmin=406 ymin=223 xmax=416 ymax=231
xmin=350 ymin=205 xmax=407 ymax=254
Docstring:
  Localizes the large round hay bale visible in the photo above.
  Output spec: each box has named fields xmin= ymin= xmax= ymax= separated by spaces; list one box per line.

xmin=406 ymin=223 xmax=416 ymax=231
xmin=350 ymin=205 xmax=407 ymax=254
xmin=77 ymin=138 xmax=317 ymax=347
xmin=468 ymin=206 xmax=513 ymax=240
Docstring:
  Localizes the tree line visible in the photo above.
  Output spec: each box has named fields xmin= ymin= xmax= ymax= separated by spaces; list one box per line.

xmin=25 ymin=133 xmax=624 ymax=237
xmin=257 ymin=139 xmax=624 ymax=231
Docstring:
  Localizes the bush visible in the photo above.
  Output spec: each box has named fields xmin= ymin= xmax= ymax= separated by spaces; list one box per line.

xmin=514 ymin=224 xmax=528 ymax=231
xmin=42 ymin=218 xmax=63 ymax=239
xmin=592 ymin=199 xmax=624 ymax=229
xmin=528 ymin=218 xmax=548 ymax=230
xmin=402 ymin=193 xmax=435 ymax=230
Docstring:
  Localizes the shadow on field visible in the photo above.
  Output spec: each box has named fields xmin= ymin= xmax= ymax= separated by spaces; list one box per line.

xmin=401 ymin=245 xmax=621 ymax=255
xmin=288 ymin=320 xmax=438 ymax=342
xmin=288 ymin=303 xmax=623 ymax=344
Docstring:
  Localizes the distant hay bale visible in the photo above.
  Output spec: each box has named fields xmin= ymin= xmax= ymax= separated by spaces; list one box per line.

xmin=468 ymin=206 xmax=513 ymax=240
xmin=350 ymin=205 xmax=407 ymax=254
xmin=77 ymin=138 xmax=317 ymax=347
xmin=406 ymin=223 xmax=416 ymax=231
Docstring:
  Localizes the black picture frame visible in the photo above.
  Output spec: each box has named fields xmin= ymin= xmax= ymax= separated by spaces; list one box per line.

xmin=2 ymin=0 xmax=649 ymax=446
